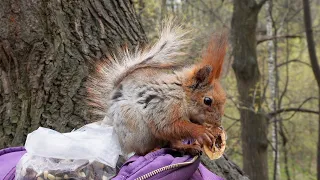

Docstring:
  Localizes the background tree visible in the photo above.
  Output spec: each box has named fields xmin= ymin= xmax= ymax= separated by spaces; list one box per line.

xmin=303 ymin=0 xmax=320 ymax=179
xmin=231 ymin=1 xmax=269 ymax=179
xmin=265 ymin=0 xmax=281 ymax=179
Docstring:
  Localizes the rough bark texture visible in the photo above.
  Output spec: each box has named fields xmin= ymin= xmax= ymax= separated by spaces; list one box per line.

xmin=231 ymin=1 xmax=269 ymax=180
xmin=265 ymin=1 xmax=280 ymax=179
xmin=0 ymin=0 xmax=147 ymax=148
xmin=201 ymin=155 xmax=250 ymax=180
xmin=302 ymin=0 xmax=320 ymax=179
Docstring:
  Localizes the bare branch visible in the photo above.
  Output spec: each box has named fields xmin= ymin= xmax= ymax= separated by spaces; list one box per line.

xmin=224 ymin=114 xmax=240 ymax=121
xmin=269 ymin=97 xmax=318 ymax=118
xmin=270 ymin=97 xmax=318 ymax=118
xmin=186 ymin=0 xmax=230 ymax=29
xmin=270 ymin=108 xmax=319 ymax=115
xmin=283 ymin=98 xmax=318 ymax=121
xmin=261 ymin=79 xmax=269 ymax=106
xmin=277 ymin=59 xmax=311 ymax=68
xmin=227 ymin=96 xmax=241 ymax=111
xmin=278 ymin=36 xmax=290 ymax=108
xmin=257 ymin=35 xmax=301 ymax=44
xmin=267 ymin=138 xmax=276 ymax=152
xmin=226 ymin=120 xmax=240 ymax=132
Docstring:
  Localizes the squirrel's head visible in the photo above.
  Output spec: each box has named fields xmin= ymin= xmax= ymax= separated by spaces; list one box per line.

xmin=182 ymin=33 xmax=227 ymax=127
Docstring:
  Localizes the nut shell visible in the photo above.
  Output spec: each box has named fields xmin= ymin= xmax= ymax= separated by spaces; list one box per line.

xmin=203 ymin=128 xmax=226 ymax=160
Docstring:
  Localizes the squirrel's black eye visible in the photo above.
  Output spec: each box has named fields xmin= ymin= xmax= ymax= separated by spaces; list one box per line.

xmin=204 ymin=97 xmax=212 ymax=106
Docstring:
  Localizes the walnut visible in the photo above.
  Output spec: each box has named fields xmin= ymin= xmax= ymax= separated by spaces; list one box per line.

xmin=203 ymin=124 xmax=226 ymax=160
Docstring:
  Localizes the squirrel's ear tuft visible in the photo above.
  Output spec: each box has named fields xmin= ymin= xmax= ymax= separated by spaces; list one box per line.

xmin=185 ymin=33 xmax=227 ymax=90
xmin=187 ymin=65 xmax=212 ymax=90
xmin=195 ymin=65 xmax=212 ymax=84
xmin=200 ymin=32 xmax=228 ymax=80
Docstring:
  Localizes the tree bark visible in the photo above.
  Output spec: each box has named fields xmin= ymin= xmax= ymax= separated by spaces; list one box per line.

xmin=302 ymin=0 xmax=320 ymax=179
xmin=161 ymin=0 xmax=167 ymax=21
xmin=231 ymin=1 xmax=269 ymax=180
xmin=265 ymin=1 xmax=280 ymax=179
xmin=0 ymin=0 xmax=147 ymax=148
xmin=201 ymin=155 xmax=250 ymax=180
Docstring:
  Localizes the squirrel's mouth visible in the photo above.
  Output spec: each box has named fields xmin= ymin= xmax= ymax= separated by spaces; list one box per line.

xmin=190 ymin=118 xmax=204 ymax=125
xmin=190 ymin=117 xmax=222 ymax=126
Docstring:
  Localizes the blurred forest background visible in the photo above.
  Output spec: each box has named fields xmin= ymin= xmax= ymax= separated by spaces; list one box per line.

xmin=0 ymin=0 xmax=319 ymax=180
xmin=134 ymin=0 xmax=319 ymax=179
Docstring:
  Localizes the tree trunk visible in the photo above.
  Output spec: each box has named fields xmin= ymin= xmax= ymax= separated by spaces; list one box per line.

xmin=0 ymin=0 xmax=147 ymax=148
xmin=201 ymin=155 xmax=250 ymax=180
xmin=265 ymin=1 xmax=280 ymax=179
xmin=161 ymin=0 xmax=167 ymax=21
xmin=231 ymin=1 xmax=269 ymax=180
xmin=302 ymin=1 xmax=320 ymax=179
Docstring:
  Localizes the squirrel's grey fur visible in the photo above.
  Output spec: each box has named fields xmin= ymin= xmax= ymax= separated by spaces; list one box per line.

xmin=90 ymin=21 xmax=227 ymax=155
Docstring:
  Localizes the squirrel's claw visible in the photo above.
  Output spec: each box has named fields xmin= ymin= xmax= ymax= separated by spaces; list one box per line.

xmin=196 ymin=131 xmax=213 ymax=148
xmin=180 ymin=144 xmax=203 ymax=156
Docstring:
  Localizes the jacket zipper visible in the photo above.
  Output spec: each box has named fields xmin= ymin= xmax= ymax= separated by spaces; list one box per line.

xmin=134 ymin=156 xmax=199 ymax=180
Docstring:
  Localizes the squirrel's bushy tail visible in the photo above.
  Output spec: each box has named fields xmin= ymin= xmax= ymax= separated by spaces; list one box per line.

xmin=87 ymin=20 xmax=190 ymax=115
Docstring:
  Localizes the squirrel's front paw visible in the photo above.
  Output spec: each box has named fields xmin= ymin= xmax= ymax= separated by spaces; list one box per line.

xmin=196 ymin=130 xmax=214 ymax=148
xmin=183 ymin=144 xmax=203 ymax=156
xmin=172 ymin=143 xmax=203 ymax=156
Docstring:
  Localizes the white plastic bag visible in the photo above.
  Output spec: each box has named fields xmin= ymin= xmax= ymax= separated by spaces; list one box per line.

xmin=15 ymin=122 xmax=122 ymax=180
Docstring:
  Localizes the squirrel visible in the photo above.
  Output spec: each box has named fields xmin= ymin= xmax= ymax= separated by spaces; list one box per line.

xmin=88 ymin=22 xmax=227 ymax=156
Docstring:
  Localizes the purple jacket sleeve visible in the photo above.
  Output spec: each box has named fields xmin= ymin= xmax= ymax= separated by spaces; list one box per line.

xmin=0 ymin=147 xmax=26 ymax=180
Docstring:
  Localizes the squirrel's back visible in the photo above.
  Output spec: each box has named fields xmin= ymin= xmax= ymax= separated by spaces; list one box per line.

xmin=88 ymin=20 xmax=190 ymax=116
xmin=87 ymin=21 xmax=228 ymax=155
xmin=107 ymin=69 xmax=187 ymax=154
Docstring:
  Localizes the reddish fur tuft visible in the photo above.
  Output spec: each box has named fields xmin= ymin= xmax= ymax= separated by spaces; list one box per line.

xmin=200 ymin=32 xmax=228 ymax=81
